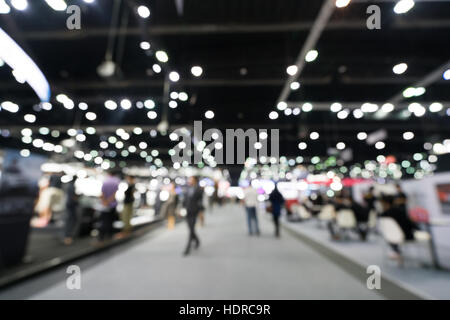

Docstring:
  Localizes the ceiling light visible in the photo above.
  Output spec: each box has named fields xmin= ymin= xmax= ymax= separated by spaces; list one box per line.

xmin=45 ymin=0 xmax=67 ymax=11
xmin=393 ymin=63 xmax=408 ymax=75
xmin=414 ymin=87 xmax=426 ymax=96
xmin=381 ymin=103 xmax=395 ymax=113
xmin=330 ymin=103 xmax=342 ymax=112
xmin=191 ymin=66 xmax=203 ymax=77
xmin=361 ymin=103 xmax=379 ymax=113
xmin=20 ymin=149 xmax=30 ymax=157
xmin=1 ymin=101 xmax=19 ymax=113
xmin=357 ymin=132 xmax=367 ymax=140
xmin=205 ymin=110 xmax=215 ymax=119
xmin=394 ymin=0 xmax=415 ymax=14
xmin=353 ymin=109 xmax=364 ymax=119
xmin=403 ymin=131 xmax=414 ymax=140
xmin=284 ymin=108 xmax=292 ymax=116
xmin=290 ymin=81 xmax=300 ymax=90
xmin=293 ymin=108 xmax=301 ymax=115
xmin=286 ymin=65 xmax=298 ymax=76
xmin=429 ymin=102 xmax=443 ymax=113
xmin=140 ymin=41 xmax=151 ymax=50
xmin=403 ymin=87 xmax=416 ymax=98
xmin=0 ymin=0 xmax=10 ymax=14
xmin=178 ymin=92 xmax=188 ymax=101
xmin=337 ymin=109 xmax=349 ymax=119
xmin=305 ymin=50 xmax=319 ymax=62
xmin=152 ymin=64 xmax=162 ymax=73
xmin=298 ymin=142 xmax=307 ymax=150
xmin=310 ymin=132 xmax=319 ymax=140
xmin=335 ymin=0 xmax=351 ymax=8
xmin=375 ymin=141 xmax=385 ymax=150
xmin=155 ymin=51 xmax=168 ymax=63
xmin=144 ymin=99 xmax=155 ymax=109
xmin=11 ymin=0 xmax=28 ymax=11
xmin=105 ymin=100 xmax=117 ymax=110
xmin=443 ymin=69 xmax=450 ymax=80
xmin=269 ymin=111 xmax=279 ymax=120
xmin=169 ymin=101 xmax=178 ymax=109
xmin=170 ymin=92 xmax=179 ymax=100
xmin=336 ymin=142 xmax=346 ymax=150
xmin=169 ymin=71 xmax=180 ymax=82
xmin=147 ymin=111 xmax=157 ymax=119
xmin=78 ymin=102 xmax=88 ymax=110
xmin=302 ymin=103 xmax=313 ymax=112
xmin=277 ymin=102 xmax=287 ymax=111
xmin=137 ymin=5 xmax=150 ymax=18
xmin=24 ymin=114 xmax=36 ymax=123
xmin=85 ymin=112 xmax=97 ymax=121
xmin=120 ymin=99 xmax=132 ymax=110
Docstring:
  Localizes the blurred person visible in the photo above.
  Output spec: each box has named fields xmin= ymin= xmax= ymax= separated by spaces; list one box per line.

xmin=161 ymin=182 xmax=178 ymax=229
xmin=243 ymin=184 xmax=260 ymax=236
xmin=393 ymin=183 xmax=408 ymax=213
xmin=99 ymin=171 xmax=120 ymax=242
xmin=34 ymin=173 xmax=65 ymax=227
xmin=63 ymin=178 xmax=79 ymax=245
xmin=119 ymin=175 xmax=136 ymax=237
xmin=269 ymin=183 xmax=285 ymax=238
xmin=380 ymin=195 xmax=419 ymax=260
xmin=363 ymin=186 xmax=377 ymax=213
xmin=182 ymin=176 xmax=204 ymax=256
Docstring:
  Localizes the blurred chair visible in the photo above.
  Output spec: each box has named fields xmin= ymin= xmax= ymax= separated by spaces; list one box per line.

xmin=378 ymin=217 xmax=432 ymax=267
xmin=336 ymin=209 xmax=357 ymax=239
xmin=317 ymin=204 xmax=335 ymax=228
xmin=291 ymin=204 xmax=311 ymax=221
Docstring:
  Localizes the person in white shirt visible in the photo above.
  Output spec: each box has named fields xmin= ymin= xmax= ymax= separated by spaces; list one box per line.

xmin=243 ymin=185 xmax=260 ymax=236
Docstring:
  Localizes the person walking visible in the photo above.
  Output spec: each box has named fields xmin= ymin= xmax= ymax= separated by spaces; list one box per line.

xmin=243 ymin=184 xmax=260 ymax=236
xmin=269 ymin=184 xmax=285 ymax=238
xmin=120 ymin=175 xmax=135 ymax=237
xmin=99 ymin=171 xmax=120 ymax=242
xmin=182 ymin=176 xmax=203 ymax=256
xmin=63 ymin=178 xmax=79 ymax=245
xmin=161 ymin=182 xmax=178 ymax=230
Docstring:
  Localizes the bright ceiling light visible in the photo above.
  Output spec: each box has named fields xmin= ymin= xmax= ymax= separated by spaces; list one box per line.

xmin=78 ymin=102 xmax=88 ymax=110
xmin=302 ymin=103 xmax=313 ymax=112
xmin=298 ymin=142 xmax=307 ymax=150
xmin=169 ymin=101 xmax=178 ymax=109
xmin=305 ymin=50 xmax=319 ymax=62
xmin=353 ymin=109 xmax=364 ymax=119
xmin=290 ymin=81 xmax=300 ymax=90
xmin=429 ymin=102 xmax=443 ymax=113
xmin=191 ymin=66 xmax=203 ymax=77
xmin=152 ymin=64 xmax=162 ymax=73
xmin=170 ymin=92 xmax=179 ymax=100
xmin=335 ymin=0 xmax=351 ymax=8
xmin=277 ymin=102 xmax=287 ymax=111
xmin=414 ymin=87 xmax=426 ymax=96
xmin=120 ymin=99 xmax=132 ymax=110
xmin=140 ymin=41 xmax=151 ymax=50
xmin=45 ymin=0 xmax=67 ymax=11
xmin=286 ymin=65 xmax=298 ymax=76
xmin=0 ymin=0 xmax=10 ymax=14
xmin=269 ymin=111 xmax=279 ymax=120
xmin=85 ymin=112 xmax=97 ymax=121
xmin=336 ymin=142 xmax=346 ymax=150
xmin=393 ymin=63 xmax=408 ymax=75
xmin=310 ymin=132 xmax=320 ymax=140
xmin=105 ymin=100 xmax=117 ymax=110
xmin=147 ymin=111 xmax=157 ymax=119
xmin=205 ymin=110 xmax=215 ymax=119
xmin=137 ymin=5 xmax=150 ymax=18
xmin=1 ymin=101 xmax=19 ymax=113
xmin=11 ymin=0 xmax=28 ymax=11
xmin=361 ymin=103 xmax=379 ymax=113
xmin=357 ymin=132 xmax=367 ymax=140
xmin=144 ymin=99 xmax=155 ymax=109
xmin=179 ymin=92 xmax=188 ymax=101
xmin=403 ymin=131 xmax=414 ymax=140
xmin=24 ymin=114 xmax=36 ymax=123
xmin=337 ymin=109 xmax=349 ymax=119
xmin=293 ymin=107 xmax=301 ymax=115
xmin=394 ymin=0 xmax=415 ymax=15
xmin=155 ymin=51 xmax=169 ymax=63
xmin=381 ymin=103 xmax=395 ymax=113
xmin=0 ymin=27 xmax=50 ymax=102
xmin=169 ymin=71 xmax=180 ymax=82
xmin=443 ymin=69 xmax=450 ymax=80
xmin=375 ymin=141 xmax=385 ymax=150
xmin=330 ymin=103 xmax=342 ymax=112
xmin=403 ymin=87 xmax=416 ymax=98
xmin=284 ymin=108 xmax=292 ymax=116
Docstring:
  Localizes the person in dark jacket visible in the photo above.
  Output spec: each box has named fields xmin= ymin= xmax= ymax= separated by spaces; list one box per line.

xmin=269 ymin=183 xmax=285 ymax=238
xmin=182 ymin=176 xmax=204 ymax=255
xmin=63 ymin=178 xmax=79 ymax=245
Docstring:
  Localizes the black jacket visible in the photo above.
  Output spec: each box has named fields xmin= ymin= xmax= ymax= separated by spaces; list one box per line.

xmin=183 ymin=186 xmax=204 ymax=215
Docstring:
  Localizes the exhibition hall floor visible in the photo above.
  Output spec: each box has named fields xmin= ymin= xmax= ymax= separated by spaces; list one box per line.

xmin=0 ymin=205 xmax=400 ymax=300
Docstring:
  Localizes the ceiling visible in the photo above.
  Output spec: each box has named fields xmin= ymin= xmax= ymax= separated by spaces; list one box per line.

xmin=0 ymin=0 xmax=449 ymax=174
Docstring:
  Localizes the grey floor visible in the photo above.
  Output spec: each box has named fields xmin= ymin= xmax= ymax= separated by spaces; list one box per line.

xmin=0 ymin=204 xmax=383 ymax=300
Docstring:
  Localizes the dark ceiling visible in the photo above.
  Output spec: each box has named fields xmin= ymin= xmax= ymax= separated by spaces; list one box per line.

xmin=0 ymin=0 xmax=449 ymax=172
